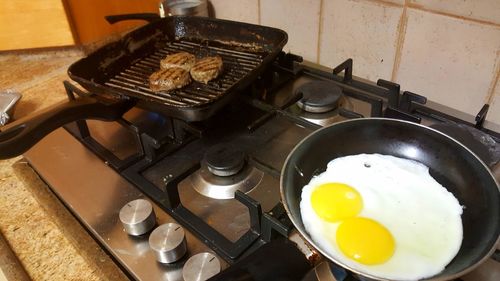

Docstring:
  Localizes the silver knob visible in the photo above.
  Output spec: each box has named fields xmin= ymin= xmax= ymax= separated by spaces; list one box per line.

xmin=149 ymin=223 xmax=187 ymax=263
xmin=182 ymin=252 xmax=221 ymax=281
xmin=119 ymin=199 xmax=156 ymax=236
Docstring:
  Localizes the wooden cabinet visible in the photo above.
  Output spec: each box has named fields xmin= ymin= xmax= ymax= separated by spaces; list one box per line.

xmin=64 ymin=0 xmax=159 ymax=45
xmin=0 ymin=0 xmax=74 ymax=51
xmin=0 ymin=0 xmax=159 ymax=51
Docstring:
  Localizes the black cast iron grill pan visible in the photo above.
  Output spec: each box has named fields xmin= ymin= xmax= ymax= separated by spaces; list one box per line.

xmin=69 ymin=15 xmax=288 ymax=120
xmin=0 ymin=15 xmax=287 ymax=159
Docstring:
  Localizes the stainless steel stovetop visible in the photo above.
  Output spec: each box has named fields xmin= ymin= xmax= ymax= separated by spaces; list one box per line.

xmin=23 ymin=56 xmax=499 ymax=281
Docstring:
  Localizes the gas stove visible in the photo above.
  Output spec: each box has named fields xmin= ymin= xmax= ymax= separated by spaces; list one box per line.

xmin=24 ymin=54 xmax=499 ymax=280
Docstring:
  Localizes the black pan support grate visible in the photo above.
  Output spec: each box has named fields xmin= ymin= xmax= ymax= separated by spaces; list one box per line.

xmin=64 ymin=53 xmax=500 ymax=266
xmin=104 ymin=40 xmax=265 ymax=107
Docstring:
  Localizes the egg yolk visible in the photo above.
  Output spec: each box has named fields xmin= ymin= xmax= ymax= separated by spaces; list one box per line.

xmin=311 ymin=183 xmax=363 ymax=222
xmin=336 ymin=217 xmax=395 ymax=265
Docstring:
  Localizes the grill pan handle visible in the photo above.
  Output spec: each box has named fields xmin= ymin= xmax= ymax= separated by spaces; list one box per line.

xmin=105 ymin=13 xmax=161 ymax=24
xmin=0 ymin=97 xmax=133 ymax=159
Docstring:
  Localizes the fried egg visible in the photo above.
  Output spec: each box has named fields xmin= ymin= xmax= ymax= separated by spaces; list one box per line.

xmin=300 ymin=154 xmax=463 ymax=280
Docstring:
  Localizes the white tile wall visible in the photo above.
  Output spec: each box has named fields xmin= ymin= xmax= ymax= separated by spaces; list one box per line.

xmin=486 ymin=54 xmax=500 ymax=125
xmin=410 ymin=0 xmax=500 ymax=24
xmin=488 ymin=89 xmax=500 ymax=126
xmin=378 ymin=0 xmax=405 ymax=5
xmin=210 ymin=0 xmax=259 ymax=24
xmin=260 ymin=0 xmax=321 ymax=62
xmin=319 ymin=0 xmax=403 ymax=81
xmin=210 ymin=0 xmax=500 ymax=126
xmin=395 ymin=8 xmax=500 ymax=116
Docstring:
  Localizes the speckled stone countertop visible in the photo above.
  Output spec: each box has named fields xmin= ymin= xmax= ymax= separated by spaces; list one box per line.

xmin=0 ymin=49 xmax=128 ymax=281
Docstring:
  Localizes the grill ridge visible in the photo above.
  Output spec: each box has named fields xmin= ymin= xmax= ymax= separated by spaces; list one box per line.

xmin=104 ymin=40 xmax=265 ymax=107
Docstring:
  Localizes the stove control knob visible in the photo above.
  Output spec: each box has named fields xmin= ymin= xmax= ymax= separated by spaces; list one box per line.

xmin=119 ymin=199 xmax=156 ymax=236
xmin=149 ymin=223 xmax=187 ymax=263
xmin=182 ymin=252 xmax=221 ymax=281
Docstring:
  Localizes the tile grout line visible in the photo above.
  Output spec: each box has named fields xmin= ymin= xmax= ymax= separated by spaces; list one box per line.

xmin=390 ymin=1 xmax=409 ymax=82
xmin=316 ymin=0 xmax=324 ymax=64
xmin=485 ymin=50 xmax=500 ymax=104
xmin=257 ymin=0 xmax=261 ymax=25
xmin=359 ymin=0 xmax=403 ymax=8
xmin=365 ymin=0 xmax=500 ymax=27
xmin=407 ymin=3 xmax=500 ymax=28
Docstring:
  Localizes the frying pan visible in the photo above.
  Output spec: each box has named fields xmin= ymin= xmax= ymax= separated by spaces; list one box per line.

xmin=0 ymin=15 xmax=287 ymax=159
xmin=281 ymin=118 xmax=499 ymax=280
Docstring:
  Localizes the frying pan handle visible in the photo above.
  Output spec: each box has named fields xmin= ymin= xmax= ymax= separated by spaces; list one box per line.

xmin=210 ymin=238 xmax=312 ymax=281
xmin=105 ymin=13 xmax=161 ymax=24
xmin=0 ymin=97 xmax=133 ymax=159
xmin=301 ymin=262 xmax=339 ymax=281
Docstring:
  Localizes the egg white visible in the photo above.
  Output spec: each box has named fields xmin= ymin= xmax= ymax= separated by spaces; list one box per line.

xmin=300 ymin=154 xmax=463 ymax=281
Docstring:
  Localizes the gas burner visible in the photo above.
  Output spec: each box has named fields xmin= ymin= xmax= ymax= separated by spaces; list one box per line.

xmin=288 ymin=81 xmax=354 ymax=127
xmin=296 ymin=81 xmax=342 ymax=113
xmin=204 ymin=144 xmax=246 ymax=177
xmin=189 ymin=145 xmax=264 ymax=199
xmin=25 ymin=54 xmax=500 ymax=281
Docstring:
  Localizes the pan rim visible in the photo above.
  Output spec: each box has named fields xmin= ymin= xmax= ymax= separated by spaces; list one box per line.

xmin=67 ymin=15 xmax=288 ymax=121
xmin=279 ymin=117 xmax=500 ymax=281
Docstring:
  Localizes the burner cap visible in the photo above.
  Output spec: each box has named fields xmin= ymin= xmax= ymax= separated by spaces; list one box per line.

xmin=295 ymin=81 xmax=343 ymax=113
xmin=204 ymin=144 xmax=246 ymax=177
